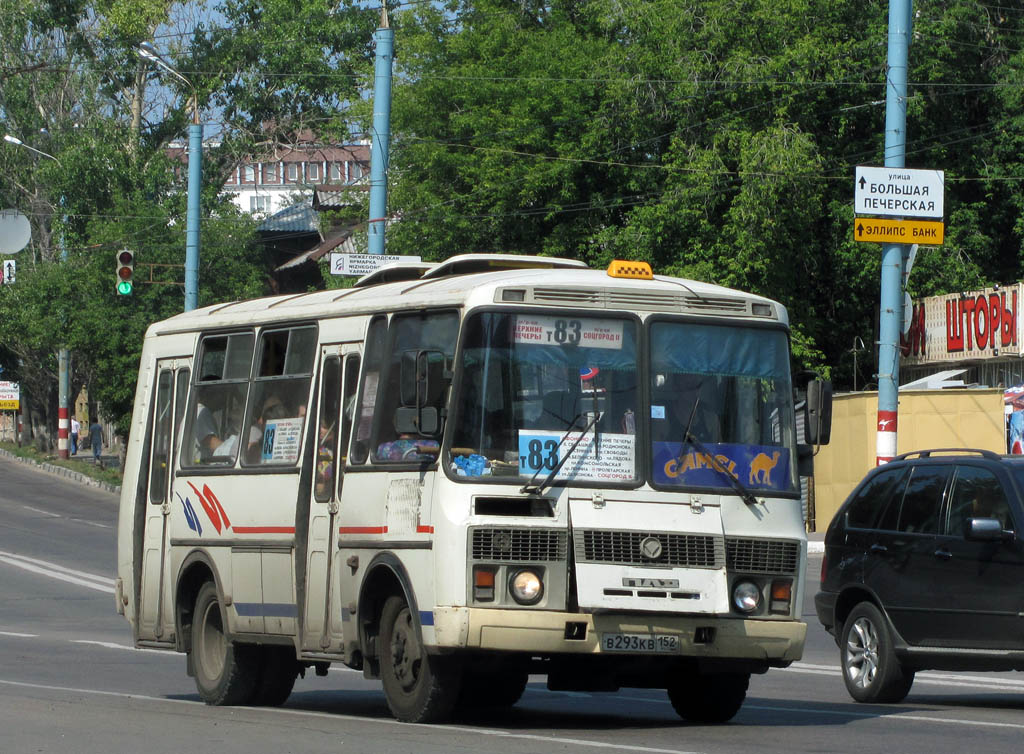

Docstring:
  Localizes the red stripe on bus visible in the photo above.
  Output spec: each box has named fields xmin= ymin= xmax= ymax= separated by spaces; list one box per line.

xmin=339 ymin=526 xmax=388 ymax=534
xmin=232 ymin=526 xmax=296 ymax=534
xmin=416 ymin=525 xmax=434 ymax=533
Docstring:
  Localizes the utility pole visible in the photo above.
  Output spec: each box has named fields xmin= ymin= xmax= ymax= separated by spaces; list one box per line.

xmin=367 ymin=4 xmax=394 ymax=255
xmin=139 ymin=42 xmax=202 ymax=310
xmin=875 ymin=0 xmax=912 ymax=465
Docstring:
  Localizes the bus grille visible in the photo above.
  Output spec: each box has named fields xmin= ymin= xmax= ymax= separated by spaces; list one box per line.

xmin=470 ymin=528 xmax=567 ymax=561
xmin=574 ymin=530 xmax=725 ymax=568
xmin=725 ymin=538 xmax=800 ymax=574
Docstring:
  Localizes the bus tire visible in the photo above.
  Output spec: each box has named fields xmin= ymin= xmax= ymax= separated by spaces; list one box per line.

xmin=191 ymin=581 xmax=258 ymax=705
xmin=458 ymin=669 xmax=528 ymax=708
xmin=250 ymin=646 xmax=298 ymax=707
xmin=667 ymin=671 xmax=749 ymax=724
xmin=379 ymin=595 xmax=461 ymax=722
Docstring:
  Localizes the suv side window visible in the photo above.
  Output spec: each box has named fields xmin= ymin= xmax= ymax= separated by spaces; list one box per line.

xmin=845 ymin=467 xmax=907 ymax=529
xmin=895 ymin=465 xmax=951 ymax=534
xmin=945 ymin=466 xmax=1013 ymax=535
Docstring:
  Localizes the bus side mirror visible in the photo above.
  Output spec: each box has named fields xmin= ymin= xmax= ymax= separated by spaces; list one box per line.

xmin=398 ymin=349 xmax=446 ymax=437
xmin=395 ymin=406 xmax=440 ymax=436
xmin=804 ymin=379 xmax=833 ymax=445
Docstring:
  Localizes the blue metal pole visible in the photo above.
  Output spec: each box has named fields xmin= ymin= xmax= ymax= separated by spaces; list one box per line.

xmin=876 ymin=0 xmax=912 ymax=465
xmin=58 ymin=197 xmax=70 ymax=458
xmin=185 ymin=121 xmax=202 ymax=311
xmin=368 ymin=8 xmax=394 ymax=256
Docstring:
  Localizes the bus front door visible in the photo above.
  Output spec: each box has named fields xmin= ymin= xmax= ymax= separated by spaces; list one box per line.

xmin=302 ymin=345 xmax=361 ymax=654
xmin=138 ymin=359 xmax=191 ymax=643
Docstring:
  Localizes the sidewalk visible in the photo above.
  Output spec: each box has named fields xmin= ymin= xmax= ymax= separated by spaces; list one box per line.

xmin=0 ymin=445 xmax=121 ymax=495
xmin=807 ymin=531 xmax=824 ymax=554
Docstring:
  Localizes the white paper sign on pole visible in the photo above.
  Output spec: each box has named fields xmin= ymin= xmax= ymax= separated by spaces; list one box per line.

xmin=330 ymin=253 xmax=422 ymax=276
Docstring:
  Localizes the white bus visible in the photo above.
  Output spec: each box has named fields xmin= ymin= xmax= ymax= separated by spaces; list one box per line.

xmin=116 ymin=254 xmax=831 ymax=723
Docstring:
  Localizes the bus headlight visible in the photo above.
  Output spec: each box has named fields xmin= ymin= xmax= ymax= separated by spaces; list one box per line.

xmin=509 ymin=568 xmax=543 ymax=605
xmin=732 ymin=581 xmax=761 ymax=613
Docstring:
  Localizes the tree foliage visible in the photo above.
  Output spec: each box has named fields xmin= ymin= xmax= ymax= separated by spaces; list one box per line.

xmin=5 ymin=0 xmax=1024 ymax=446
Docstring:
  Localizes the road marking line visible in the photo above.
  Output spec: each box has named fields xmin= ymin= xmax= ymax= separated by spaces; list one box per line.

xmin=0 ymin=631 xmax=37 ymax=638
xmin=743 ymin=703 xmax=1024 ymax=730
xmin=69 ymin=519 xmax=112 ymax=529
xmin=0 ymin=678 xmax=699 ymax=753
xmin=22 ymin=506 xmax=60 ymax=518
xmin=71 ymin=640 xmax=174 ymax=655
xmin=786 ymin=662 xmax=1024 ymax=690
xmin=0 ymin=551 xmax=114 ymax=593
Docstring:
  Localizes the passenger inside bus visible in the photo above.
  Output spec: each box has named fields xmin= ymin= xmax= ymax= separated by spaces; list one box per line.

xmin=315 ymin=416 xmax=336 ymax=497
xmin=375 ymin=413 xmax=440 ymax=462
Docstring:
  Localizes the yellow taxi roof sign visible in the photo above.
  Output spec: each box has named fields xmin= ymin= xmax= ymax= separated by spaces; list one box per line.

xmin=607 ymin=260 xmax=653 ymax=280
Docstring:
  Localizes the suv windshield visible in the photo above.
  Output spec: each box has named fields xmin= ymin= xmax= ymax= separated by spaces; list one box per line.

xmin=448 ymin=311 xmax=639 ymax=484
xmin=649 ymin=321 xmax=798 ymax=494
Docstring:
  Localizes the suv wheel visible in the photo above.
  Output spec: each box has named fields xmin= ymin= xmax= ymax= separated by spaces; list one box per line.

xmin=841 ymin=602 xmax=914 ymax=703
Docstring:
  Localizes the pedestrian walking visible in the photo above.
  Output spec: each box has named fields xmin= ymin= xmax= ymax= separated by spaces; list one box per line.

xmin=88 ymin=417 xmax=103 ymax=466
xmin=70 ymin=416 xmax=80 ymax=455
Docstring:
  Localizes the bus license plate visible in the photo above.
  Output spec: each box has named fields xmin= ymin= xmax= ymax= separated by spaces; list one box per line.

xmin=601 ymin=633 xmax=679 ymax=653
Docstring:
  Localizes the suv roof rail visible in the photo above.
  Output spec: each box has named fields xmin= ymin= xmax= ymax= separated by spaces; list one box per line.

xmin=894 ymin=448 xmax=1002 ymax=461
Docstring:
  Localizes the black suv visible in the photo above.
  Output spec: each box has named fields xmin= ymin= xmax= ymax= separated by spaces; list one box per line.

xmin=815 ymin=448 xmax=1024 ymax=703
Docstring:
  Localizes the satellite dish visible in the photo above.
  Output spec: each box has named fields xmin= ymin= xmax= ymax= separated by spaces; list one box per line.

xmin=0 ymin=210 xmax=30 ymax=255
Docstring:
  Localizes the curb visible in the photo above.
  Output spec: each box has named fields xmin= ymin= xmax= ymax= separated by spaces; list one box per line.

xmin=0 ymin=447 xmax=121 ymax=495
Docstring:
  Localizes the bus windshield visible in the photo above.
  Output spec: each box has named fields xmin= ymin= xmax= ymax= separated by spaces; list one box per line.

xmin=649 ymin=321 xmax=797 ymax=494
xmin=449 ymin=311 xmax=640 ymax=485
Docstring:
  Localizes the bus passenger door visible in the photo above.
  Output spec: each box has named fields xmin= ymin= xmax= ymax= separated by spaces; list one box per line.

xmin=302 ymin=345 xmax=361 ymax=653
xmin=138 ymin=359 xmax=191 ymax=643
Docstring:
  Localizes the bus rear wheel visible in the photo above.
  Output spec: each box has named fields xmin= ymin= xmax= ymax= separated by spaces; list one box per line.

xmin=250 ymin=646 xmax=299 ymax=706
xmin=379 ymin=595 xmax=461 ymax=722
xmin=667 ymin=671 xmax=749 ymax=724
xmin=191 ymin=581 xmax=258 ymax=705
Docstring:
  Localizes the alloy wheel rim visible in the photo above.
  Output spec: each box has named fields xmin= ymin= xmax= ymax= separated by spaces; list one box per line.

xmin=845 ymin=616 xmax=879 ymax=689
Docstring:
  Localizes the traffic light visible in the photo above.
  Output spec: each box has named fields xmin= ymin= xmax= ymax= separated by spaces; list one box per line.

xmin=116 ymin=249 xmax=134 ymax=295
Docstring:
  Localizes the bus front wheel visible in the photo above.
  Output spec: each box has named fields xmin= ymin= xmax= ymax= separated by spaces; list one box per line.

xmin=379 ymin=595 xmax=461 ymax=722
xmin=191 ymin=581 xmax=258 ymax=705
xmin=667 ymin=671 xmax=749 ymax=724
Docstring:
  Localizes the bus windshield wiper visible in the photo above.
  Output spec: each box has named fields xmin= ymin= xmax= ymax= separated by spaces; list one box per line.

xmin=677 ymin=398 xmax=759 ymax=507
xmin=521 ymin=412 xmax=601 ymax=496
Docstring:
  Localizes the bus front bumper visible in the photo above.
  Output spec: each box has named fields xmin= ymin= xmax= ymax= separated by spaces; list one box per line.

xmin=430 ymin=607 xmax=805 ymax=663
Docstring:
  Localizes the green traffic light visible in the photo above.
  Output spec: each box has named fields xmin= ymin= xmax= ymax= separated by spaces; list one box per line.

xmin=117 ymin=280 xmax=133 ymax=295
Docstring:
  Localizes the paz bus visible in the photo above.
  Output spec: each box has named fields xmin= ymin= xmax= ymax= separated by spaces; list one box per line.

xmin=115 ymin=254 xmax=832 ymax=723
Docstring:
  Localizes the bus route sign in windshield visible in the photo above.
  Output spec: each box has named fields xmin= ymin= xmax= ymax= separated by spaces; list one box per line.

xmin=513 ymin=315 xmax=624 ymax=349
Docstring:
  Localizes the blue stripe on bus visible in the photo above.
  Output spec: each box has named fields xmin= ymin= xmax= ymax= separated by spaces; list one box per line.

xmin=234 ymin=602 xmax=298 ymax=618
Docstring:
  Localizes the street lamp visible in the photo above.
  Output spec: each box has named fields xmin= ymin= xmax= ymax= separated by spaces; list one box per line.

xmin=3 ymin=133 xmax=72 ymax=458
xmin=138 ymin=41 xmax=201 ymax=312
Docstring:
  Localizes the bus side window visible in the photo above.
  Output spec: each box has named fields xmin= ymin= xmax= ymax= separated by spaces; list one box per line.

xmin=315 ymin=357 xmax=341 ymax=502
xmin=351 ymin=317 xmax=387 ymax=464
xmin=371 ymin=311 xmax=457 ymax=463
xmin=340 ymin=354 xmax=360 ymax=467
xmin=242 ymin=325 xmax=317 ymax=466
xmin=181 ymin=333 xmax=254 ymax=467
xmin=149 ymin=370 xmax=174 ymax=503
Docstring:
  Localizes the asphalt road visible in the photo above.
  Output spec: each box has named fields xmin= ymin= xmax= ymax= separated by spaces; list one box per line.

xmin=3 ymin=454 xmax=1024 ymax=754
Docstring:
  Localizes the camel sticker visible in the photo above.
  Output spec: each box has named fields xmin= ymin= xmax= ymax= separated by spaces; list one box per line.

xmin=749 ymin=451 xmax=782 ymax=485
xmin=652 ymin=442 xmax=792 ymax=492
